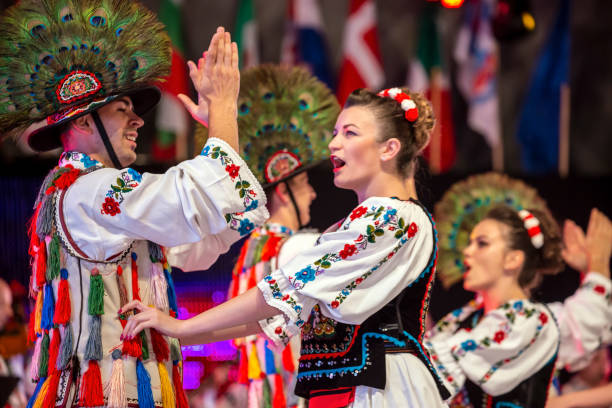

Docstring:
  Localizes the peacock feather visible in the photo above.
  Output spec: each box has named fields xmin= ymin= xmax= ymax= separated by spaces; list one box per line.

xmin=196 ymin=64 xmax=340 ymax=187
xmin=434 ymin=172 xmax=551 ymax=289
xmin=0 ymin=0 xmax=170 ymax=140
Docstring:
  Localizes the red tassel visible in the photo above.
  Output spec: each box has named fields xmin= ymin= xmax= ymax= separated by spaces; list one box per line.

xmin=150 ymin=329 xmax=170 ymax=362
xmin=36 ymin=239 xmax=47 ymax=289
xmin=272 ymin=373 xmax=286 ymax=408
xmin=246 ymin=267 xmax=257 ymax=290
xmin=237 ymin=345 xmax=249 ymax=384
xmin=79 ymin=360 xmax=105 ymax=407
xmin=172 ymin=362 xmax=189 ymax=408
xmin=53 ymin=272 xmax=71 ymax=326
xmin=282 ymin=343 xmax=295 ymax=372
xmin=41 ymin=371 xmax=61 ymax=408
xmin=48 ymin=327 xmax=61 ymax=375
xmin=27 ymin=312 xmax=37 ymax=345
xmin=131 ymin=252 xmax=141 ymax=301
xmin=119 ymin=317 xmax=142 ymax=358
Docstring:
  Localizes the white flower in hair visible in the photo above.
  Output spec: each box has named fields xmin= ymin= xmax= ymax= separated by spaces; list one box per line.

xmin=387 ymin=88 xmax=402 ymax=98
xmin=401 ymin=99 xmax=416 ymax=111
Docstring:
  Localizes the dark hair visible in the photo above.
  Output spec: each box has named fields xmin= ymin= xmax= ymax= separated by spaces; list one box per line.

xmin=344 ymin=88 xmax=434 ymax=176
xmin=484 ymin=205 xmax=563 ymax=288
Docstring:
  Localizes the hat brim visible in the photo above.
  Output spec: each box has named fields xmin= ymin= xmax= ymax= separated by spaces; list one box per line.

xmin=27 ymin=86 xmax=161 ymax=152
xmin=262 ymin=160 xmax=326 ymax=190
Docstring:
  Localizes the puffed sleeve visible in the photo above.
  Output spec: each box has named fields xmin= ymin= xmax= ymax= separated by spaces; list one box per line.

xmin=425 ymin=301 xmax=559 ymax=397
xmin=548 ymin=272 xmax=612 ymax=371
xmin=256 ymin=197 xmax=436 ymax=333
xmin=60 ymin=137 xmax=269 ymax=260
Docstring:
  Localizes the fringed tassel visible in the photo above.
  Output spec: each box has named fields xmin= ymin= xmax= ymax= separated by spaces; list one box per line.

xmin=26 ymin=377 xmax=45 ymax=408
xmin=88 ymin=268 xmax=104 ymax=316
xmin=84 ymin=315 xmax=102 ymax=361
xmin=41 ymin=284 xmax=55 ymax=331
xmin=37 ymin=198 xmax=54 ymax=238
xmin=158 ymin=362 xmax=175 ymax=408
xmin=264 ymin=341 xmax=276 ymax=374
xmin=119 ymin=317 xmax=142 ymax=358
xmin=38 ymin=331 xmax=50 ymax=379
xmin=170 ymin=339 xmax=182 ymax=363
xmin=35 ymin=240 xmax=47 ymax=290
xmin=272 ymin=373 xmax=286 ymax=408
xmin=53 ymin=269 xmax=71 ymax=325
xmin=148 ymin=241 xmax=164 ymax=263
xmin=136 ymin=359 xmax=155 ymax=408
xmin=79 ymin=360 xmax=105 ymax=407
xmin=262 ymin=376 xmax=272 ymax=408
xmin=131 ymin=252 xmax=141 ymax=301
xmin=282 ymin=343 xmax=295 ymax=372
xmin=162 ymin=265 xmax=178 ymax=317
xmin=58 ymin=324 xmax=73 ymax=371
xmin=140 ymin=331 xmax=150 ymax=361
xmin=48 ymin=327 xmax=61 ymax=376
xmin=41 ymin=372 xmax=60 ymax=408
xmin=248 ymin=342 xmax=263 ymax=380
xmin=28 ymin=311 xmax=37 ymax=345
xmin=34 ymin=289 xmax=43 ymax=336
xmin=46 ymin=235 xmax=60 ymax=281
xmin=30 ymin=335 xmax=42 ymax=381
xmin=106 ymin=350 xmax=126 ymax=408
xmin=150 ymin=263 xmax=169 ymax=310
xmin=151 ymin=329 xmax=169 ymax=362
xmin=238 ymin=345 xmax=249 ymax=384
xmin=172 ymin=362 xmax=189 ymax=408
xmin=246 ymin=267 xmax=257 ymax=290
xmin=32 ymin=376 xmax=50 ymax=408
xmin=115 ymin=265 xmax=129 ymax=308
xmin=248 ymin=380 xmax=262 ymax=408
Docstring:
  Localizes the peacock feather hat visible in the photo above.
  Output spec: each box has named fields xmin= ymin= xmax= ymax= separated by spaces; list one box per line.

xmin=196 ymin=64 xmax=340 ymax=188
xmin=434 ymin=172 xmax=552 ymax=289
xmin=0 ymin=0 xmax=171 ymax=151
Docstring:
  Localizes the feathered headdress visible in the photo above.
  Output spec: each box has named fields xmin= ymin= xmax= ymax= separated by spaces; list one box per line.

xmin=434 ymin=172 xmax=552 ymax=288
xmin=0 ymin=0 xmax=171 ymax=151
xmin=196 ymin=64 xmax=340 ymax=188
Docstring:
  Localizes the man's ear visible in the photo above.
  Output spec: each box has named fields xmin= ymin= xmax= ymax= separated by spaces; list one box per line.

xmin=274 ymin=182 xmax=290 ymax=204
xmin=504 ymin=249 xmax=525 ymax=273
xmin=72 ymin=114 xmax=94 ymax=134
xmin=379 ymin=137 xmax=401 ymax=162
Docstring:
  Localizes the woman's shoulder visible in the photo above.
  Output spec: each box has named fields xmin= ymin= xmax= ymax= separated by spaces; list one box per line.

xmin=353 ymin=197 xmax=433 ymax=222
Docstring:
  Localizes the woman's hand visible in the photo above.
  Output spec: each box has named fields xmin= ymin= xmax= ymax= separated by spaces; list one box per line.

xmin=585 ymin=208 xmax=612 ymax=278
xmin=178 ymin=58 xmax=210 ymax=127
xmin=561 ymin=219 xmax=589 ymax=273
xmin=120 ymin=300 xmax=184 ymax=340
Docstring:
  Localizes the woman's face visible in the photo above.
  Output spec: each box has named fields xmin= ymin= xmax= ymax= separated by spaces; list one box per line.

xmin=462 ymin=219 xmax=511 ymax=292
xmin=328 ymin=106 xmax=384 ymax=194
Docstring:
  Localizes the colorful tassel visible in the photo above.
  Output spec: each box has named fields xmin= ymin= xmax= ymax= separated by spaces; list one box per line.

xmin=30 ymin=335 xmax=42 ymax=381
xmin=41 ymin=372 xmax=60 ymax=408
xmin=140 ymin=330 xmax=150 ymax=361
xmin=151 ymin=329 xmax=169 ymax=362
xmin=53 ymin=269 xmax=71 ymax=325
xmin=158 ymin=362 xmax=175 ymax=408
xmin=35 ymin=239 xmax=47 ymax=289
xmin=26 ymin=377 xmax=46 ymax=408
xmin=37 ymin=198 xmax=54 ymax=238
xmin=162 ymin=266 xmax=178 ymax=316
xmin=58 ymin=324 xmax=73 ymax=371
xmin=115 ymin=265 xmax=129 ymax=308
xmin=136 ymin=359 xmax=155 ymax=408
xmin=150 ymin=263 xmax=169 ymax=310
xmin=170 ymin=339 xmax=182 ymax=362
xmin=46 ymin=235 xmax=60 ymax=281
xmin=88 ymin=268 xmax=104 ymax=316
xmin=79 ymin=360 xmax=105 ymax=407
xmin=41 ymin=283 xmax=55 ymax=331
xmin=84 ymin=315 xmax=102 ymax=361
xmin=107 ymin=350 xmax=127 ymax=408
xmin=248 ymin=342 xmax=263 ymax=380
xmin=282 ymin=343 xmax=295 ymax=372
xmin=264 ymin=341 xmax=276 ymax=375
xmin=39 ymin=331 xmax=50 ymax=379
xmin=32 ymin=376 xmax=51 ymax=408
xmin=28 ymin=311 xmax=37 ymax=345
xmin=272 ymin=373 xmax=286 ymax=408
xmin=148 ymin=241 xmax=163 ymax=263
xmin=262 ymin=376 xmax=272 ymax=407
xmin=48 ymin=327 xmax=61 ymax=376
xmin=34 ymin=289 xmax=43 ymax=336
xmin=172 ymin=362 xmax=189 ymax=408
xmin=131 ymin=252 xmax=141 ymax=301
xmin=237 ymin=345 xmax=249 ymax=384
xmin=119 ymin=316 xmax=142 ymax=358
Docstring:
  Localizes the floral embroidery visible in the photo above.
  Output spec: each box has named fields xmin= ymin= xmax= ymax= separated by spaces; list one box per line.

xmin=461 ymin=339 xmax=478 ymax=351
xmin=350 ymin=206 xmax=367 ymax=220
xmin=263 ymin=275 xmax=304 ymax=326
xmin=594 ymin=285 xmax=606 ymax=294
xmin=127 ymin=168 xmax=142 ymax=183
xmin=426 ymin=340 xmax=462 ymax=393
xmin=338 ymin=244 xmax=357 ymax=259
xmin=225 ymin=164 xmax=240 ymax=179
xmin=80 ymin=154 xmax=99 ymax=168
xmin=101 ymin=197 xmax=121 ymax=216
xmin=301 ymin=305 xmax=337 ymax=340
xmin=581 ymin=280 xmax=610 ymax=301
xmin=493 ymin=330 xmax=506 ymax=344
xmin=100 ymin=168 xmax=141 ymax=215
xmin=295 ymin=265 xmax=316 ymax=283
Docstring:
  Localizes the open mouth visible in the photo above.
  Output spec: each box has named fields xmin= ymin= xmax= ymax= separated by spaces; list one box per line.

xmin=125 ymin=133 xmax=137 ymax=142
xmin=330 ymin=155 xmax=345 ymax=172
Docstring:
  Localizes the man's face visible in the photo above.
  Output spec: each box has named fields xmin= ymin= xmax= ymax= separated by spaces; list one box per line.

xmin=95 ymin=96 xmax=144 ymax=167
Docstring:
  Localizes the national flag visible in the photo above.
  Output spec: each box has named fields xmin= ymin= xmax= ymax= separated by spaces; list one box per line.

xmin=336 ymin=0 xmax=384 ymax=105
xmin=516 ymin=0 xmax=570 ymax=173
xmin=234 ymin=0 xmax=259 ymax=69
xmin=407 ymin=4 xmax=456 ymax=173
xmin=153 ymin=0 xmax=190 ymax=162
xmin=454 ymin=0 xmax=502 ymax=169
xmin=280 ymin=0 xmax=334 ymax=89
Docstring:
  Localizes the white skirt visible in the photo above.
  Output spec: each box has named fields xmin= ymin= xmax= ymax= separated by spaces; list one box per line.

xmin=350 ymin=353 xmax=449 ymax=408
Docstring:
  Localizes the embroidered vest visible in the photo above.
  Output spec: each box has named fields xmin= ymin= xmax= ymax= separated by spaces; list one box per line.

xmin=294 ymin=204 xmax=450 ymax=400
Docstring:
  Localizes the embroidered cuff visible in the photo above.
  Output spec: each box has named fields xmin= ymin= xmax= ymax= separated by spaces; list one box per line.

xmin=258 ymin=314 xmax=299 ymax=351
xmin=581 ymin=272 xmax=612 ymax=297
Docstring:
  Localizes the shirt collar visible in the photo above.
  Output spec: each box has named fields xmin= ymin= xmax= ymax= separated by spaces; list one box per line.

xmin=59 ymin=151 xmax=104 ymax=170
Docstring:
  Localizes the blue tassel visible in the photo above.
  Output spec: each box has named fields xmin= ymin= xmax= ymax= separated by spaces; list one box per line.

xmin=136 ymin=359 xmax=155 ymax=408
xmin=41 ymin=283 xmax=55 ymax=331
xmin=84 ymin=315 xmax=102 ymax=361
xmin=58 ymin=323 xmax=73 ymax=370
xmin=264 ymin=341 xmax=276 ymax=375
xmin=26 ymin=377 xmax=46 ymax=408
xmin=163 ymin=268 xmax=178 ymax=316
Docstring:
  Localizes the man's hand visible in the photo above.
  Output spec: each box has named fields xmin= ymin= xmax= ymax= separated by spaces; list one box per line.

xmin=178 ymin=58 xmax=210 ymax=127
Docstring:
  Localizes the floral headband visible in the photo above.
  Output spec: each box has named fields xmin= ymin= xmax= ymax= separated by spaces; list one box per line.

xmin=518 ymin=209 xmax=544 ymax=249
xmin=377 ymin=88 xmax=419 ymax=122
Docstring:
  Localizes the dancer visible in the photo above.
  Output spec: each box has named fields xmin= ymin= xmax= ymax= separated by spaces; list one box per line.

xmin=121 ymin=87 xmax=452 ymax=407
xmin=0 ymin=1 xmax=268 ymax=406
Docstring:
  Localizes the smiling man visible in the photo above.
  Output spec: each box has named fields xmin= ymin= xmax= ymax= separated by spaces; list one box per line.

xmin=0 ymin=1 xmax=267 ymax=407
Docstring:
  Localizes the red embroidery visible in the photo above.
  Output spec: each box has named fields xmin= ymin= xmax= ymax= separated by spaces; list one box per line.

xmin=594 ymin=285 xmax=606 ymax=294
xmin=493 ymin=330 xmax=505 ymax=344
xmin=101 ymin=197 xmax=121 ymax=216
xmin=538 ymin=312 xmax=548 ymax=325
xmin=225 ymin=164 xmax=241 ymax=179
xmin=349 ymin=206 xmax=367 ymax=221
xmin=339 ymin=244 xmax=357 ymax=259
xmin=407 ymin=222 xmax=418 ymax=238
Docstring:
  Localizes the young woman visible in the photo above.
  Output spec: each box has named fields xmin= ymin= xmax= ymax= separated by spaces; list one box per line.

xmin=425 ymin=206 xmax=612 ymax=408
xmin=120 ymin=87 xmax=451 ymax=407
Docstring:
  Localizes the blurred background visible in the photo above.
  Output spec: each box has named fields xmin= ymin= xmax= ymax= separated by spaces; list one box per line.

xmin=1 ymin=0 xmax=611 ymax=400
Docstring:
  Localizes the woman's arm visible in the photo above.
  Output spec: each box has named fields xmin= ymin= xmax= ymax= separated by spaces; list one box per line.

xmin=545 ymin=383 xmax=612 ymax=408
xmin=180 ymin=321 xmax=262 ymax=345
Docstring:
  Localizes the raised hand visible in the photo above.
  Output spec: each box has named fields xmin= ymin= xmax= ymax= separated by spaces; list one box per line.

xmin=561 ymin=219 xmax=589 ymax=273
xmin=585 ymin=208 xmax=612 ymax=278
xmin=119 ymin=300 xmax=184 ymax=340
xmin=178 ymin=58 xmax=210 ymax=127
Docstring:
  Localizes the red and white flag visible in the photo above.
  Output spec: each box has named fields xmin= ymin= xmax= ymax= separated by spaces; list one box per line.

xmin=336 ymin=0 xmax=384 ymax=105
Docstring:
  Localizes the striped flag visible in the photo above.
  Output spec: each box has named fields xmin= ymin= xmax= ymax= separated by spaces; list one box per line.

xmin=153 ymin=0 xmax=189 ymax=162
xmin=235 ymin=0 xmax=259 ymax=69
xmin=336 ymin=0 xmax=384 ymax=105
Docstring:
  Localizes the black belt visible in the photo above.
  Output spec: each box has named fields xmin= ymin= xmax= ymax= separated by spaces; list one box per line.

xmin=383 ymin=338 xmax=418 ymax=354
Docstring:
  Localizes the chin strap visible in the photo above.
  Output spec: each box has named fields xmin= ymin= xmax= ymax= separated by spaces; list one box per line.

xmin=283 ymin=181 xmax=304 ymax=229
xmin=91 ymin=110 xmax=123 ymax=169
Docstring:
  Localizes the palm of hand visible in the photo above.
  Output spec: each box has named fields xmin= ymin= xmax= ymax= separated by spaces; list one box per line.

xmin=562 ymin=220 xmax=589 ymax=272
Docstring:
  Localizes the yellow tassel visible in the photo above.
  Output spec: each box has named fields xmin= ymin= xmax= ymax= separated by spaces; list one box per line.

xmin=158 ymin=362 xmax=175 ymax=408
xmin=247 ymin=342 xmax=263 ymax=380
xmin=32 ymin=376 xmax=51 ymax=408
xmin=35 ymin=290 xmax=43 ymax=335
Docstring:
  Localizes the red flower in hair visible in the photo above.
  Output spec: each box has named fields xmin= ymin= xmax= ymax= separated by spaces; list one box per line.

xmin=101 ymin=197 xmax=121 ymax=216
xmin=493 ymin=330 xmax=506 ymax=344
xmin=339 ymin=244 xmax=357 ymax=259
xmin=350 ymin=206 xmax=367 ymax=221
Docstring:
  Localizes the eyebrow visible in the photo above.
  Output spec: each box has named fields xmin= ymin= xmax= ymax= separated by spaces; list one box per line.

xmin=116 ymin=98 xmax=132 ymax=108
xmin=343 ymin=123 xmax=359 ymax=130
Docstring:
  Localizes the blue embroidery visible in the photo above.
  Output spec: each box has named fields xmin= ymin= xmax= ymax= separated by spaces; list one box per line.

xmin=127 ymin=168 xmax=142 ymax=183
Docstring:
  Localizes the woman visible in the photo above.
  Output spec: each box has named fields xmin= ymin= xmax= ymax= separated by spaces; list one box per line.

xmin=425 ymin=205 xmax=612 ymax=408
xmin=120 ymin=87 xmax=450 ymax=407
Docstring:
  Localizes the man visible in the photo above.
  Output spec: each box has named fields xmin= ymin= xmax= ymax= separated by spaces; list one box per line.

xmin=0 ymin=1 xmax=267 ymax=407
